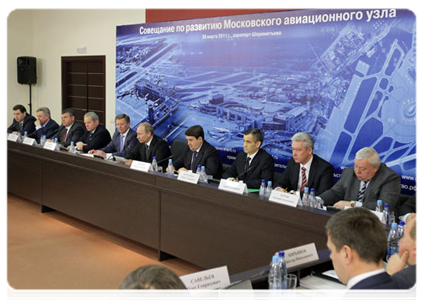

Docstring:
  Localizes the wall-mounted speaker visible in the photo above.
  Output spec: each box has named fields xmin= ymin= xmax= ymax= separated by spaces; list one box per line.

xmin=17 ymin=56 xmax=37 ymax=85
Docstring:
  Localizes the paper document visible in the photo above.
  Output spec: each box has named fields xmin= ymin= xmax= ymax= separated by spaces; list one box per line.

xmin=300 ymin=275 xmax=346 ymax=289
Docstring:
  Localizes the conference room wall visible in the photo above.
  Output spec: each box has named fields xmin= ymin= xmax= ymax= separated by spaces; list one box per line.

xmin=7 ymin=9 xmax=144 ymax=134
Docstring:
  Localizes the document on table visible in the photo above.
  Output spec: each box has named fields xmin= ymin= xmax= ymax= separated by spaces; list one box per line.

xmin=300 ymin=274 xmax=346 ymax=289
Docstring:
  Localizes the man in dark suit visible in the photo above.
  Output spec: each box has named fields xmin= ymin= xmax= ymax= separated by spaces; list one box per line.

xmin=274 ymin=132 xmax=333 ymax=195
xmin=172 ymin=125 xmax=223 ymax=179
xmin=88 ymin=114 xmax=137 ymax=158
xmin=125 ymin=122 xmax=171 ymax=169
xmin=326 ymin=208 xmax=406 ymax=289
xmin=387 ymin=215 xmax=416 ymax=289
xmin=76 ymin=112 xmax=111 ymax=153
xmin=7 ymin=104 xmax=36 ymax=135
xmin=52 ymin=109 xmax=85 ymax=147
xmin=222 ymin=128 xmax=273 ymax=189
xmin=27 ymin=107 xmax=59 ymax=141
xmin=319 ymin=147 xmax=400 ymax=211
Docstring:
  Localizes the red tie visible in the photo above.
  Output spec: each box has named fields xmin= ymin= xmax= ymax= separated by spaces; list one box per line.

xmin=300 ymin=167 xmax=307 ymax=192
xmin=62 ymin=128 xmax=68 ymax=142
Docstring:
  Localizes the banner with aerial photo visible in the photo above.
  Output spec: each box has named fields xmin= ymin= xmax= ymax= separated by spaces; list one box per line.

xmin=116 ymin=9 xmax=416 ymax=194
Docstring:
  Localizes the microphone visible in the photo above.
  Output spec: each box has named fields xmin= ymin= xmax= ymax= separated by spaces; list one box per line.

xmin=156 ymin=155 xmax=173 ymax=165
xmin=235 ymin=164 xmax=255 ymax=181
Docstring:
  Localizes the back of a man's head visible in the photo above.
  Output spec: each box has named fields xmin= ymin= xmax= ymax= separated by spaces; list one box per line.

xmin=326 ymin=208 xmax=387 ymax=264
xmin=119 ymin=265 xmax=186 ymax=289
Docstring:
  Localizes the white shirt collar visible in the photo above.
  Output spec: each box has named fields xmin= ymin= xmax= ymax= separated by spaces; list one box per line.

xmin=300 ymin=155 xmax=313 ymax=170
xmin=347 ymin=268 xmax=385 ymax=289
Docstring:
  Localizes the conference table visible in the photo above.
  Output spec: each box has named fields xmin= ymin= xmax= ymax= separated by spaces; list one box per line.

xmin=8 ymin=141 xmax=333 ymax=275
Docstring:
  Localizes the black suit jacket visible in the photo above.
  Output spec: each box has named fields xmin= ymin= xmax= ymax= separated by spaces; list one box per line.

xmin=399 ymin=194 xmax=416 ymax=216
xmin=173 ymin=140 xmax=223 ymax=179
xmin=8 ymin=114 xmax=36 ymax=134
xmin=391 ymin=264 xmax=416 ymax=289
xmin=222 ymin=148 xmax=274 ymax=189
xmin=342 ymin=272 xmax=420 ymax=300
xmin=275 ymin=154 xmax=334 ymax=196
xmin=27 ymin=118 xmax=60 ymax=141
xmin=79 ymin=124 xmax=111 ymax=153
xmin=125 ymin=135 xmax=171 ymax=169
xmin=53 ymin=122 xmax=86 ymax=147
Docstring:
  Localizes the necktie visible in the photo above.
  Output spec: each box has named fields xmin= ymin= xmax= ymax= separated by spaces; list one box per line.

xmin=244 ymin=157 xmax=251 ymax=172
xmin=357 ymin=181 xmax=368 ymax=202
xmin=119 ymin=134 xmax=124 ymax=152
xmin=145 ymin=145 xmax=150 ymax=159
xmin=89 ymin=132 xmax=93 ymax=141
xmin=19 ymin=122 xmax=23 ymax=133
xmin=300 ymin=167 xmax=307 ymax=192
xmin=62 ymin=128 xmax=68 ymax=142
xmin=191 ymin=151 xmax=198 ymax=171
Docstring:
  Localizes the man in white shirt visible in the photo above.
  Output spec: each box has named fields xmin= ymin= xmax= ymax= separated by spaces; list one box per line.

xmin=325 ymin=208 xmax=405 ymax=289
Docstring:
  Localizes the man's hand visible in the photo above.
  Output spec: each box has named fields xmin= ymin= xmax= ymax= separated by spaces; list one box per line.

xmin=275 ymin=187 xmax=287 ymax=193
xmin=177 ymin=167 xmax=188 ymax=173
xmin=76 ymin=142 xmax=86 ymax=151
xmin=34 ymin=119 xmax=41 ymax=127
xmin=386 ymin=251 xmax=409 ymax=275
xmin=333 ymin=200 xmax=351 ymax=209
xmin=124 ymin=159 xmax=132 ymax=166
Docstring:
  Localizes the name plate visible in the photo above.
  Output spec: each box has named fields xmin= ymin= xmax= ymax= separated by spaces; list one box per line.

xmin=130 ymin=160 xmax=151 ymax=173
xmin=177 ymin=171 xmax=200 ymax=184
xmin=218 ymin=179 xmax=247 ymax=194
xmin=23 ymin=137 xmax=36 ymax=146
xmin=180 ymin=266 xmax=230 ymax=290
xmin=8 ymin=134 xmax=19 ymax=142
xmin=43 ymin=141 xmax=57 ymax=151
xmin=284 ymin=243 xmax=319 ymax=269
xmin=269 ymin=190 xmax=300 ymax=207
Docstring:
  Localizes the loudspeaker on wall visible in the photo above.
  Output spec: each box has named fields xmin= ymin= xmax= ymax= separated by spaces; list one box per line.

xmin=17 ymin=56 xmax=37 ymax=85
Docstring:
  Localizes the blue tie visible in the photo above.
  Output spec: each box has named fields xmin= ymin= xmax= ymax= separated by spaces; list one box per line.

xmin=191 ymin=151 xmax=198 ymax=171
xmin=119 ymin=134 xmax=124 ymax=152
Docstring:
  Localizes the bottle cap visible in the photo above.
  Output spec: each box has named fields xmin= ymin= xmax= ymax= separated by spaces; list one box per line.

xmin=278 ymin=251 xmax=285 ymax=258
xmin=153 ymin=156 xmax=156 ymax=160
xmin=261 ymin=179 xmax=265 ymax=183
xmin=310 ymin=188 xmax=315 ymax=192
xmin=169 ymin=158 xmax=172 ymax=162
xmin=391 ymin=222 xmax=398 ymax=228
xmin=267 ymin=181 xmax=272 ymax=185
xmin=272 ymin=255 xmax=279 ymax=263
xmin=377 ymin=200 xmax=382 ymax=205
xmin=201 ymin=166 xmax=205 ymax=169
xmin=384 ymin=203 xmax=390 ymax=208
xmin=304 ymin=187 xmax=309 ymax=192
xmin=399 ymin=221 xmax=405 ymax=226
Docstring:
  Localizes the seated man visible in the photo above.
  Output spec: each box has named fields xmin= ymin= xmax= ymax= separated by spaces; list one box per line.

xmin=52 ymin=109 xmax=85 ymax=147
xmin=319 ymin=147 xmax=400 ymax=210
xmin=119 ymin=265 xmax=186 ymax=289
xmin=172 ymin=125 xmax=223 ymax=179
xmin=125 ymin=122 xmax=171 ymax=169
xmin=89 ymin=114 xmax=137 ymax=158
xmin=274 ymin=132 xmax=334 ymax=195
xmin=76 ymin=112 xmax=111 ymax=153
xmin=386 ymin=215 xmax=416 ymax=289
xmin=27 ymin=107 xmax=59 ymax=141
xmin=326 ymin=207 xmax=405 ymax=289
xmin=7 ymin=104 xmax=36 ymax=135
xmin=222 ymin=128 xmax=274 ymax=189
xmin=399 ymin=194 xmax=416 ymax=223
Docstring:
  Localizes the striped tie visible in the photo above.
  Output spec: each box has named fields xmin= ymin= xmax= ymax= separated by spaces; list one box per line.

xmin=300 ymin=167 xmax=307 ymax=192
xmin=357 ymin=181 xmax=368 ymax=202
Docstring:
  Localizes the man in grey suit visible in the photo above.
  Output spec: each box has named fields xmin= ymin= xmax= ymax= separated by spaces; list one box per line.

xmin=386 ymin=215 xmax=416 ymax=289
xmin=319 ymin=147 xmax=400 ymax=211
xmin=88 ymin=114 xmax=137 ymax=158
xmin=52 ymin=109 xmax=85 ymax=147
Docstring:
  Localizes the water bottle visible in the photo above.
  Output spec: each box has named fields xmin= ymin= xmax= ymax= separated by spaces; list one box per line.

xmin=265 ymin=181 xmax=272 ymax=198
xmin=309 ymin=188 xmax=316 ymax=208
xmin=17 ymin=131 xmax=22 ymax=143
xmin=200 ymin=166 xmax=207 ymax=183
xmin=302 ymin=187 xmax=309 ymax=207
xmin=167 ymin=158 xmax=175 ymax=175
xmin=54 ymin=138 xmax=61 ymax=151
xmin=24 ymin=131 xmax=28 ymax=139
xmin=376 ymin=200 xmax=383 ymax=212
xmin=69 ymin=141 xmax=76 ymax=154
xmin=259 ymin=180 xmax=266 ymax=197
xmin=196 ymin=164 xmax=201 ymax=174
xmin=383 ymin=203 xmax=390 ymax=225
xmin=397 ymin=221 xmax=405 ymax=239
xmin=389 ymin=211 xmax=396 ymax=225
xmin=386 ymin=222 xmax=399 ymax=261
xmin=268 ymin=255 xmax=282 ymax=289
xmin=278 ymin=251 xmax=288 ymax=289
xmin=151 ymin=156 xmax=158 ymax=172
xmin=40 ymin=135 xmax=46 ymax=147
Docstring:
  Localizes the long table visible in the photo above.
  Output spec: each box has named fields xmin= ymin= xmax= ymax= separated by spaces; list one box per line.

xmin=8 ymin=141 xmax=333 ymax=274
